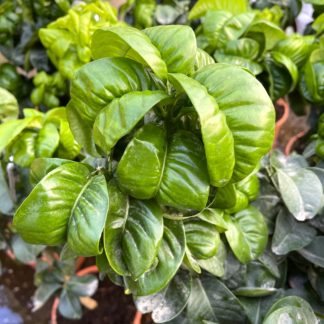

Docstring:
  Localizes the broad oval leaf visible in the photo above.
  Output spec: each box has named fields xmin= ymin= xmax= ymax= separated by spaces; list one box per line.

xmin=135 ymin=270 xmax=191 ymax=323
xmin=272 ymin=208 xmax=317 ymax=255
xmin=67 ymin=174 xmax=109 ymax=256
xmin=184 ymin=219 xmax=220 ymax=259
xmin=104 ymin=181 xmax=163 ymax=278
xmin=277 ymin=168 xmax=323 ymax=221
xmin=91 ymin=26 xmax=167 ymax=79
xmin=93 ymin=90 xmax=169 ymax=154
xmin=125 ymin=219 xmax=185 ymax=296
xmin=264 ymin=296 xmax=317 ymax=324
xmin=13 ymin=163 xmax=93 ymax=245
xmin=298 ymin=236 xmax=324 ymax=268
xmin=144 ymin=25 xmax=197 ymax=75
xmin=169 ymin=73 xmax=234 ymax=187
xmin=186 ymin=275 xmax=247 ymax=323
xmin=194 ymin=63 xmax=275 ymax=182
xmin=117 ymin=124 xmax=210 ymax=210
xmin=225 ymin=206 xmax=268 ymax=263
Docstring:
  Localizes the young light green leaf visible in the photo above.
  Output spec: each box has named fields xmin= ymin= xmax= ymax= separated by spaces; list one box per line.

xmin=91 ymin=26 xmax=167 ymax=79
xmin=35 ymin=123 xmax=60 ymax=158
xmin=0 ymin=87 xmax=18 ymax=122
xmin=194 ymin=63 xmax=275 ymax=182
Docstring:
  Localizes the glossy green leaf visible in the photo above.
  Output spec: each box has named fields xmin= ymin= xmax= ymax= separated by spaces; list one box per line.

xmin=186 ymin=275 xmax=247 ymax=323
xmin=69 ymin=57 xmax=152 ymax=123
xmin=135 ymin=270 xmax=191 ymax=323
xmin=264 ymin=296 xmax=317 ymax=324
xmin=272 ymin=208 xmax=317 ymax=255
xmin=202 ymin=11 xmax=255 ymax=50
xmin=0 ymin=117 xmax=40 ymax=152
xmin=214 ymin=52 xmax=263 ymax=75
xmin=185 ymin=219 xmax=220 ymax=259
xmin=195 ymin=63 xmax=275 ymax=182
xmin=104 ymin=181 xmax=163 ymax=278
xmin=225 ymin=206 xmax=268 ymax=263
xmin=91 ymin=26 xmax=167 ymax=79
xmin=144 ymin=25 xmax=197 ymax=75
xmin=0 ymin=87 xmax=18 ymax=121
xmin=265 ymin=51 xmax=298 ymax=100
xmin=93 ymin=90 xmax=168 ymax=154
xmin=197 ymin=208 xmax=228 ymax=232
xmin=298 ymin=236 xmax=324 ymax=268
xmin=10 ymin=131 xmax=37 ymax=167
xmin=169 ymin=73 xmax=234 ymax=187
xmin=35 ymin=123 xmax=60 ymax=158
xmin=67 ymin=174 xmax=109 ymax=256
xmin=13 ymin=163 xmax=93 ymax=245
xmin=212 ymin=184 xmax=236 ymax=209
xmin=125 ymin=219 xmax=185 ymax=296
xmin=189 ymin=0 xmax=248 ymax=20
xmin=277 ymin=168 xmax=323 ymax=221
xmin=194 ymin=48 xmax=215 ymax=70
xmin=29 ymin=158 xmax=72 ymax=186
xmin=117 ymin=124 xmax=210 ymax=210
xmin=299 ymin=48 xmax=324 ymax=103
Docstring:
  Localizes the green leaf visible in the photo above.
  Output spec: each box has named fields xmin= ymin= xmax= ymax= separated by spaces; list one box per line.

xmin=104 ymin=180 xmax=163 ymax=278
xmin=66 ymin=275 xmax=98 ymax=296
xmin=0 ymin=87 xmax=18 ymax=121
xmin=0 ymin=117 xmax=40 ymax=153
xmin=13 ymin=163 xmax=93 ymax=246
xmin=202 ymin=11 xmax=255 ymax=50
xmin=117 ymin=124 xmax=210 ymax=210
xmin=91 ymin=26 xmax=167 ymax=79
xmin=214 ymin=52 xmax=263 ymax=75
xmin=195 ymin=48 xmax=215 ymax=71
xmin=272 ymin=208 xmax=317 ymax=255
xmin=186 ymin=275 xmax=247 ymax=323
xmin=35 ymin=123 xmax=60 ymax=158
xmin=211 ymin=184 xmax=236 ymax=209
xmin=185 ymin=218 xmax=220 ymax=259
xmin=67 ymin=174 xmax=109 ymax=256
xmin=11 ymin=235 xmax=45 ymax=264
xmin=264 ymin=51 xmax=298 ymax=100
xmin=169 ymin=73 xmax=234 ymax=187
xmin=135 ymin=270 xmax=191 ymax=323
xmin=225 ymin=206 xmax=268 ymax=263
xmin=276 ymin=168 xmax=323 ymax=221
xmin=299 ymin=48 xmax=324 ymax=103
xmin=125 ymin=219 xmax=185 ymax=296
xmin=0 ymin=162 xmax=14 ymax=214
xmin=59 ymin=289 xmax=82 ymax=319
xmin=189 ymin=0 xmax=248 ymax=20
xmin=93 ymin=90 xmax=168 ymax=154
xmin=33 ymin=283 xmax=62 ymax=311
xmin=197 ymin=208 xmax=228 ymax=232
xmin=264 ymin=296 xmax=317 ymax=324
xmin=9 ymin=131 xmax=37 ymax=167
xmin=196 ymin=240 xmax=227 ymax=277
xmin=298 ymin=236 xmax=324 ymax=268
xmin=144 ymin=26 xmax=197 ymax=75
xmin=195 ymin=63 xmax=275 ymax=182
xmin=29 ymin=158 xmax=72 ymax=186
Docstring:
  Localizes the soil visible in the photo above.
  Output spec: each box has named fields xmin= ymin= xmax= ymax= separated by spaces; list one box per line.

xmin=0 ymin=251 xmax=153 ymax=324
